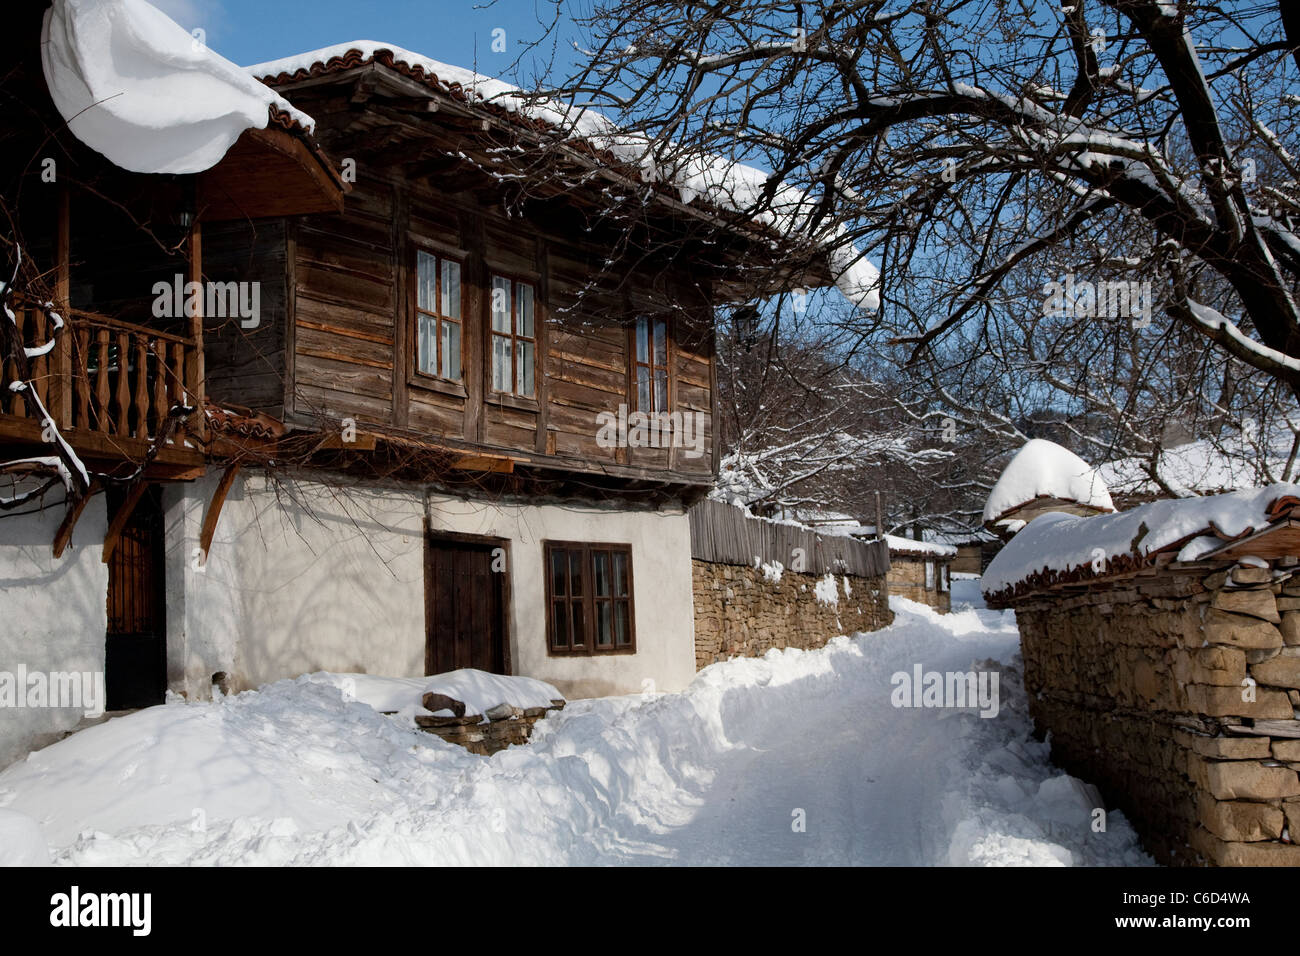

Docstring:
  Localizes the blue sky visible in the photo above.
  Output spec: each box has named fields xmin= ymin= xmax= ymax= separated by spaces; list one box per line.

xmin=150 ymin=0 xmax=578 ymax=78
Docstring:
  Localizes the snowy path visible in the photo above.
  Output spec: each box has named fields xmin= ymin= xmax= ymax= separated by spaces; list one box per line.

xmin=626 ymin=623 xmax=1011 ymax=865
xmin=0 ymin=599 xmax=1152 ymax=866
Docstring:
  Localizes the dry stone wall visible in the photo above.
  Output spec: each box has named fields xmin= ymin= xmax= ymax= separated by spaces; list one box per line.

xmin=1013 ymin=562 xmax=1300 ymax=866
xmin=415 ymin=699 xmax=566 ymax=756
xmin=692 ymin=560 xmax=892 ymax=669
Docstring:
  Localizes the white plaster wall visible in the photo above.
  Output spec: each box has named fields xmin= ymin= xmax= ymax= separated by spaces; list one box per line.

xmin=166 ymin=471 xmax=696 ymax=701
xmin=0 ymin=489 xmax=108 ymax=769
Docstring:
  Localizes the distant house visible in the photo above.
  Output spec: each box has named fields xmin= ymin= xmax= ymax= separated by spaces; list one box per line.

xmin=882 ymin=536 xmax=955 ymax=612
xmin=942 ymin=534 xmax=1001 ymax=575
xmin=0 ymin=3 xmax=866 ymax=764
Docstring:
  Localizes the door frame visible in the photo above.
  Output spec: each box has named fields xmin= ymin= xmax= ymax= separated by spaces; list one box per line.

xmin=422 ymin=523 xmax=513 ymax=676
xmin=105 ymin=483 xmax=167 ymax=710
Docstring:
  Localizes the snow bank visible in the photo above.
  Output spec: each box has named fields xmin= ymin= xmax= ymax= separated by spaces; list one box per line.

xmin=0 ymin=680 xmax=486 ymax=852
xmin=982 ymin=482 xmax=1300 ymax=597
xmin=312 ymin=670 xmax=562 ymax=722
xmin=41 ymin=0 xmax=313 ymax=175
xmin=246 ymin=41 xmax=879 ymax=311
xmin=0 ymin=809 xmax=50 ymax=866
xmin=0 ymin=601 xmax=1148 ymax=866
xmin=983 ymin=439 xmax=1115 ymax=525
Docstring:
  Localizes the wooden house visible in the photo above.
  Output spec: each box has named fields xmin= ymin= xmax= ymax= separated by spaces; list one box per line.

xmin=0 ymin=4 xmax=861 ymax=763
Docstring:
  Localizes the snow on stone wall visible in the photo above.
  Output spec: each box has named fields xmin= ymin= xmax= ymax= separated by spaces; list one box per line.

xmin=691 ymin=559 xmax=891 ymax=668
xmin=0 ymin=489 xmax=109 ymax=770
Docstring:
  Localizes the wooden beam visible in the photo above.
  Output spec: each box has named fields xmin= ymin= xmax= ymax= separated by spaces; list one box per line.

xmin=187 ymin=219 xmax=206 ymax=442
xmin=316 ymin=431 xmax=378 ymax=450
xmin=51 ymin=185 xmax=72 ymax=429
xmin=52 ymin=479 xmax=99 ymax=559
xmin=102 ymin=480 xmax=149 ymax=564
xmin=198 ymin=463 xmax=242 ymax=560
xmin=450 ymin=454 xmax=515 ymax=474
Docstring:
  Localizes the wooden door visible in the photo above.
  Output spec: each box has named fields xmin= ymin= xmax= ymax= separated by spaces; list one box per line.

xmin=105 ymin=485 xmax=166 ymax=710
xmin=425 ymin=534 xmax=510 ymax=676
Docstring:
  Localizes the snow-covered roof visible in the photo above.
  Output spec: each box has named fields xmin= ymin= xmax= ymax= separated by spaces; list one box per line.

xmin=247 ymin=42 xmax=880 ymax=310
xmin=1098 ymin=429 xmax=1294 ymax=499
xmin=983 ymin=439 xmax=1115 ymax=529
xmin=982 ymin=483 xmax=1300 ymax=602
xmin=41 ymin=0 xmax=316 ymax=175
xmin=885 ymin=534 xmax=957 ymax=558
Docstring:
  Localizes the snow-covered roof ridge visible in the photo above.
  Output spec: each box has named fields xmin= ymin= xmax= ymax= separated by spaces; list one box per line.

xmin=983 ymin=439 xmax=1115 ymax=529
xmin=884 ymin=534 xmax=958 ymax=558
xmin=247 ymin=41 xmax=880 ymax=311
xmin=41 ymin=0 xmax=316 ymax=176
xmin=982 ymin=482 xmax=1300 ymax=602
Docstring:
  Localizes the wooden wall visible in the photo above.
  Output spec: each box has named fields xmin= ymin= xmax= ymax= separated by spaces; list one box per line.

xmin=274 ymin=171 xmax=718 ymax=485
xmin=202 ymin=219 xmax=288 ymax=416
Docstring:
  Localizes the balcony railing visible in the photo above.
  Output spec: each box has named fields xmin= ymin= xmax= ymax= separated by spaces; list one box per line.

xmin=1 ymin=303 xmax=203 ymax=454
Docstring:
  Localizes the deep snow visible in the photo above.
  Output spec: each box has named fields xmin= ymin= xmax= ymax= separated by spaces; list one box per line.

xmin=0 ymin=600 xmax=1150 ymax=866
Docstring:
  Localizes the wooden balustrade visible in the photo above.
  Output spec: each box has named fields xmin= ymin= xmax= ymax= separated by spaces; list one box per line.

xmin=1 ymin=303 xmax=200 ymax=447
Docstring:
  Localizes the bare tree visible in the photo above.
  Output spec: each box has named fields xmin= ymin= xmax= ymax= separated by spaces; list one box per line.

xmin=513 ymin=0 xmax=1300 ymax=516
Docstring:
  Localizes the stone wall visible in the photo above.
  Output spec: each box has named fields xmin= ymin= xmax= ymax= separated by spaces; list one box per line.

xmin=416 ymin=700 xmax=566 ymax=756
xmin=1013 ymin=562 xmax=1300 ymax=866
xmin=691 ymin=560 xmax=892 ymax=669
xmin=887 ymin=555 xmax=951 ymax=612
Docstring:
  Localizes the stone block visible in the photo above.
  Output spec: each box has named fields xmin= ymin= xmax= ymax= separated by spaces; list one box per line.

xmin=1251 ymin=656 xmax=1300 ymax=689
xmin=1196 ymin=792 xmax=1285 ymax=842
xmin=1202 ymin=609 xmax=1283 ymax=649
xmin=1185 ymin=683 xmax=1294 ymax=719
xmin=1191 ymin=755 xmax=1300 ymax=800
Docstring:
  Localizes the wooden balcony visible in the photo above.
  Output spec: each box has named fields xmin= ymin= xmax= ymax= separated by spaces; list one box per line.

xmin=0 ymin=303 xmax=206 ymax=475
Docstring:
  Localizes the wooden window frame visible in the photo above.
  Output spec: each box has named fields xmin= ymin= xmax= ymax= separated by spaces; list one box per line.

xmin=631 ymin=314 xmax=672 ymax=414
xmin=544 ymin=541 xmax=636 ymax=656
xmin=410 ymin=243 xmax=467 ymax=397
xmin=488 ymin=271 xmax=539 ymax=403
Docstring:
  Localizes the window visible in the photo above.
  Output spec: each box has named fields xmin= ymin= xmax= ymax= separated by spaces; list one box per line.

xmin=633 ymin=315 xmax=669 ymax=412
xmin=490 ymin=274 xmax=536 ymax=398
xmin=415 ymin=249 xmax=463 ymax=382
xmin=924 ymin=560 xmax=935 ymax=590
xmin=939 ymin=564 xmax=951 ymax=593
xmin=545 ymin=542 xmax=634 ymax=654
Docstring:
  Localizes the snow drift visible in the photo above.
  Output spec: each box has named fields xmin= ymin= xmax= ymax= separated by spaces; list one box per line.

xmin=0 ymin=602 xmax=1148 ymax=866
xmin=310 ymin=670 xmax=563 ymax=722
